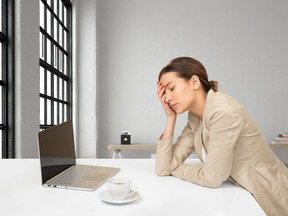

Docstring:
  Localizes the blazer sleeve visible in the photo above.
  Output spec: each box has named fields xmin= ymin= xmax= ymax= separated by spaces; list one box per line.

xmin=171 ymin=107 xmax=244 ymax=188
xmin=155 ymin=114 xmax=198 ymax=176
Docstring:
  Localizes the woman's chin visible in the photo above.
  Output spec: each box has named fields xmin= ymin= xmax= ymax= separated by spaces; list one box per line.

xmin=175 ymin=109 xmax=184 ymax=115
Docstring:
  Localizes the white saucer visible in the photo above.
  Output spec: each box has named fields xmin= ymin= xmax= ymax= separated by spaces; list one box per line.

xmin=99 ymin=190 xmax=140 ymax=204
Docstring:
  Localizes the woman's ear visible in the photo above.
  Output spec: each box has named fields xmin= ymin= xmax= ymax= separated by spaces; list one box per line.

xmin=189 ymin=75 xmax=201 ymax=90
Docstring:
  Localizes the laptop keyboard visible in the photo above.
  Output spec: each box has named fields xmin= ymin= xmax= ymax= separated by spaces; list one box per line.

xmin=47 ymin=165 xmax=100 ymax=187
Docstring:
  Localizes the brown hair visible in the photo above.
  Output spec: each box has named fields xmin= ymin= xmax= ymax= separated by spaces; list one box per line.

xmin=158 ymin=57 xmax=218 ymax=92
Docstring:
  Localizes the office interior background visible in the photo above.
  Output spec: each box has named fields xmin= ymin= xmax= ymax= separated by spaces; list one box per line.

xmin=1 ymin=0 xmax=288 ymax=161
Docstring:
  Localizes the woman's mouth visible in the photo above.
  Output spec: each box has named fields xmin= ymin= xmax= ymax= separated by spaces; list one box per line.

xmin=171 ymin=103 xmax=177 ymax=110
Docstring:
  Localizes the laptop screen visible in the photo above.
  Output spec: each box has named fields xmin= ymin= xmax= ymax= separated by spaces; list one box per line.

xmin=38 ymin=121 xmax=76 ymax=184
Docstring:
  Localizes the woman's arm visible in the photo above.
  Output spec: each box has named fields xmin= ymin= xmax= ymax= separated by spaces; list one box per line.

xmin=161 ymin=116 xmax=177 ymax=140
xmin=155 ymin=82 xmax=196 ymax=175
xmin=155 ymin=113 xmax=197 ymax=176
xmin=171 ymin=108 xmax=243 ymax=188
xmin=155 ymin=82 xmax=194 ymax=175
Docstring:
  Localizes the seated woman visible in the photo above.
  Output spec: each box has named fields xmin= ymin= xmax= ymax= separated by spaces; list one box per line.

xmin=155 ymin=57 xmax=288 ymax=216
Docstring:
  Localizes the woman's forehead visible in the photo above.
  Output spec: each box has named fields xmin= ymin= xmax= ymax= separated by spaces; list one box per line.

xmin=160 ymin=72 xmax=178 ymax=83
xmin=160 ymin=72 xmax=185 ymax=86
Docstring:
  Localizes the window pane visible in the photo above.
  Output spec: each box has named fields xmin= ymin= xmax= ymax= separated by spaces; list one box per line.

xmin=54 ymin=74 xmax=58 ymax=98
xmin=64 ymin=6 xmax=67 ymax=27
xmin=59 ymin=1 xmax=63 ymax=23
xmin=63 ymin=30 xmax=67 ymax=51
xmin=59 ymin=26 xmax=63 ymax=47
xmin=47 ymin=71 xmax=51 ymax=96
xmin=54 ymin=45 xmax=58 ymax=68
xmin=63 ymin=54 xmax=67 ymax=75
xmin=59 ymin=78 xmax=63 ymax=100
xmin=54 ymin=0 xmax=58 ymax=16
xmin=54 ymin=101 xmax=58 ymax=124
xmin=47 ymin=100 xmax=51 ymax=125
xmin=40 ymin=97 xmax=45 ymax=125
xmin=40 ymin=67 xmax=45 ymax=94
xmin=47 ymin=39 xmax=51 ymax=65
xmin=64 ymin=81 xmax=67 ymax=101
xmin=54 ymin=18 xmax=58 ymax=42
xmin=40 ymin=2 xmax=44 ymax=28
xmin=59 ymin=103 xmax=63 ymax=123
xmin=40 ymin=32 xmax=44 ymax=59
xmin=59 ymin=50 xmax=63 ymax=72
xmin=47 ymin=10 xmax=51 ymax=35
xmin=64 ymin=104 xmax=67 ymax=122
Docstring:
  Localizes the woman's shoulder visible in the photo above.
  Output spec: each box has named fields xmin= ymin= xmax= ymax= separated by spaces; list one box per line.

xmin=206 ymin=90 xmax=243 ymax=112
xmin=204 ymin=90 xmax=244 ymax=121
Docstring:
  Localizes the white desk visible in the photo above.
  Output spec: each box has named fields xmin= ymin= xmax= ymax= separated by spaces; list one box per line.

xmin=0 ymin=159 xmax=266 ymax=216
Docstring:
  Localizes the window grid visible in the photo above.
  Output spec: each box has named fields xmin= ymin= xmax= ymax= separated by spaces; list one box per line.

xmin=39 ymin=0 xmax=72 ymax=130
xmin=0 ymin=1 xmax=4 ymax=158
xmin=1 ymin=0 xmax=15 ymax=158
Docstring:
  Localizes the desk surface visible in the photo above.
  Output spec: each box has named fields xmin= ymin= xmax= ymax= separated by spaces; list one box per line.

xmin=0 ymin=159 xmax=265 ymax=216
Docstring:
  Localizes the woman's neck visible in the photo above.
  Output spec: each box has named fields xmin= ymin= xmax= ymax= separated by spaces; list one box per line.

xmin=188 ymin=90 xmax=207 ymax=119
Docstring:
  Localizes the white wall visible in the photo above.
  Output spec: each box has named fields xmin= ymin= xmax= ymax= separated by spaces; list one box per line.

xmin=97 ymin=0 xmax=288 ymax=159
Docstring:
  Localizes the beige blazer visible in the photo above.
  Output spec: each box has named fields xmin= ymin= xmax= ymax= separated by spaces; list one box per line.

xmin=155 ymin=90 xmax=288 ymax=216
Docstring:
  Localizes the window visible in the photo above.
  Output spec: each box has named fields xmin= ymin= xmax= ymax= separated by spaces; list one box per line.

xmin=0 ymin=0 xmax=14 ymax=158
xmin=39 ymin=0 xmax=72 ymax=130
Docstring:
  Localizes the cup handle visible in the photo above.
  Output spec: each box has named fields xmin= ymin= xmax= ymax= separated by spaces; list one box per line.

xmin=128 ymin=185 xmax=137 ymax=197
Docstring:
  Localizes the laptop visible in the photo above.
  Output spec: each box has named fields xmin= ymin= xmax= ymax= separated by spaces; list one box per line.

xmin=38 ymin=120 xmax=120 ymax=191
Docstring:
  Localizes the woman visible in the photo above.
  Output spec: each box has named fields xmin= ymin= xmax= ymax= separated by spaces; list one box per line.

xmin=155 ymin=57 xmax=288 ymax=216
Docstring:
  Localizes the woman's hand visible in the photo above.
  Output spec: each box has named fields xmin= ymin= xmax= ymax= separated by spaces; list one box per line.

xmin=156 ymin=82 xmax=177 ymax=119
xmin=156 ymin=81 xmax=177 ymax=140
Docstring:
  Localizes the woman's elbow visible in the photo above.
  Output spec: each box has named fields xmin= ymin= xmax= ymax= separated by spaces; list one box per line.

xmin=204 ymin=176 xmax=224 ymax=188
xmin=207 ymin=180 xmax=222 ymax=188
xmin=155 ymin=167 xmax=172 ymax=176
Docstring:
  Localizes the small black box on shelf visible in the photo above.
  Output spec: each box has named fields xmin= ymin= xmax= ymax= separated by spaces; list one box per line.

xmin=121 ymin=133 xmax=131 ymax=145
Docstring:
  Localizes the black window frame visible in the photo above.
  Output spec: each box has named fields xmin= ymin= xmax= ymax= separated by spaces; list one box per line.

xmin=39 ymin=0 xmax=72 ymax=130
xmin=1 ymin=0 xmax=15 ymax=159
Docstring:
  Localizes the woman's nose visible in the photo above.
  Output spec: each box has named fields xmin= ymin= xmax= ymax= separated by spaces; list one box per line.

xmin=165 ymin=92 xmax=172 ymax=103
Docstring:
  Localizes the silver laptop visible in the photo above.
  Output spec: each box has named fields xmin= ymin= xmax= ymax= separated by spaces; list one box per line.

xmin=38 ymin=120 xmax=120 ymax=191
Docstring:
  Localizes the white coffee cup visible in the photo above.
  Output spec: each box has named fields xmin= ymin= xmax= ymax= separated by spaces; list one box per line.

xmin=107 ymin=178 xmax=137 ymax=200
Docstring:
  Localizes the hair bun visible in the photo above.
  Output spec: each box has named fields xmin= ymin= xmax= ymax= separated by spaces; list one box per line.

xmin=209 ymin=80 xmax=218 ymax=92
